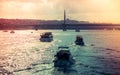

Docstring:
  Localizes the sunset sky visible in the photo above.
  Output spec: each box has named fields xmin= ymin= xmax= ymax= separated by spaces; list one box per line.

xmin=0 ymin=0 xmax=120 ymax=23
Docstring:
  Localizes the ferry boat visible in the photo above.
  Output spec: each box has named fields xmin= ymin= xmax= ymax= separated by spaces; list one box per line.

xmin=75 ymin=35 xmax=84 ymax=46
xmin=53 ymin=46 xmax=75 ymax=69
xmin=40 ymin=32 xmax=53 ymax=42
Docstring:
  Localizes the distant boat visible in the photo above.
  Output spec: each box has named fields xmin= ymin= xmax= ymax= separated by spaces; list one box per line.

xmin=63 ymin=28 xmax=67 ymax=31
xmin=10 ymin=30 xmax=15 ymax=33
xmin=75 ymin=27 xmax=80 ymax=32
xmin=75 ymin=29 xmax=80 ymax=32
xmin=3 ymin=30 xmax=8 ymax=32
xmin=40 ymin=32 xmax=53 ymax=42
xmin=35 ymin=28 xmax=38 ymax=31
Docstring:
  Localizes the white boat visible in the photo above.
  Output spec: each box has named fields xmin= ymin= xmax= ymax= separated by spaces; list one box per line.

xmin=40 ymin=32 xmax=53 ymax=42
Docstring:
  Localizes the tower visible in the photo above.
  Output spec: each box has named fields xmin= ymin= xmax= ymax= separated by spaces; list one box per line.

xmin=63 ymin=10 xmax=67 ymax=31
xmin=64 ymin=10 xmax=66 ymax=25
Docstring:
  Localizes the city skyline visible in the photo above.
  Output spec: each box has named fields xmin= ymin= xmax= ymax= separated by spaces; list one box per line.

xmin=0 ymin=0 xmax=120 ymax=23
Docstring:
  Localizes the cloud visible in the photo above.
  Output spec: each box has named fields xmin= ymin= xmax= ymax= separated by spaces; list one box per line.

xmin=0 ymin=0 xmax=41 ymax=3
xmin=0 ymin=0 xmax=120 ymax=23
xmin=0 ymin=0 xmax=111 ymax=14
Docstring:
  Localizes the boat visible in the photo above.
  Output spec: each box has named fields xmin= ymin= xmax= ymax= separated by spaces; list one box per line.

xmin=75 ymin=30 xmax=80 ymax=32
xmin=3 ymin=30 xmax=8 ymax=32
xmin=53 ymin=46 xmax=75 ymax=69
xmin=75 ymin=35 xmax=84 ymax=46
xmin=40 ymin=32 xmax=53 ymax=42
xmin=10 ymin=30 xmax=15 ymax=33
xmin=75 ymin=27 xmax=80 ymax=32
xmin=75 ymin=28 xmax=80 ymax=32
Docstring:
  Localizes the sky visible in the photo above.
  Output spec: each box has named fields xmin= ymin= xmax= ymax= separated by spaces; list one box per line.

xmin=0 ymin=0 xmax=120 ymax=23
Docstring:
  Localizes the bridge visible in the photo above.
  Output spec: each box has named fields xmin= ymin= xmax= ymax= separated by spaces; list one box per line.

xmin=1 ymin=10 xmax=120 ymax=30
xmin=33 ymin=24 xmax=120 ymax=30
xmin=1 ymin=23 xmax=120 ymax=30
xmin=33 ymin=10 xmax=120 ymax=31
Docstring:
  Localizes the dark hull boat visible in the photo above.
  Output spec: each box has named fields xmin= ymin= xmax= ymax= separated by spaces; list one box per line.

xmin=75 ymin=35 xmax=84 ymax=46
xmin=75 ymin=28 xmax=80 ymax=32
xmin=75 ymin=41 xmax=84 ymax=46
xmin=53 ymin=46 xmax=75 ymax=70
xmin=10 ymin=30 xmax=15 ymax=33
xmin=40 ymin=38 xmax=53 ymax=42
xmin=54 ymin=57 xmax=75 ymax=68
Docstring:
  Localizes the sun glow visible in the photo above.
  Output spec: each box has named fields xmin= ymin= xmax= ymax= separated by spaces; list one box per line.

xmin=21 ymin=3 xmax=34 ymax=12
xmin=1 ymin=0 xmax=120 ymax=23
xmin=79 ymin=0 xmax=120 ymax=23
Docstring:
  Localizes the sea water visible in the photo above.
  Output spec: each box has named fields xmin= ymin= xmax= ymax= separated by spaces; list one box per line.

xmin=0 ymin=30 xmax=120 ymax=75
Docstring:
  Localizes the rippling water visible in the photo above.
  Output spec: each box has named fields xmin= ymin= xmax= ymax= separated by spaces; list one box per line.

xmin=0 ymin=30 xmax=120 ymax=75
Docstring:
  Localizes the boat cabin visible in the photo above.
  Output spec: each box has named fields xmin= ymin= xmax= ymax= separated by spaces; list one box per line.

xmin=75 ymin=35 xmax=84 ymax=46
xmin=40 ymin=32 xmax=53 ymax=42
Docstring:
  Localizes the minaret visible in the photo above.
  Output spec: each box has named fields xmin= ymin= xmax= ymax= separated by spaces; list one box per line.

xmin=62 ymin=10 xmax=67 ymax=31
xmin=64 ymin=10 xmax=66 ymax=25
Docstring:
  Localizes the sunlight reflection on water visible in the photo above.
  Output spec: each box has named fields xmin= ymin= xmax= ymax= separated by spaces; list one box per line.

xmin=0 ymin=30 xmax=120 ymax=75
